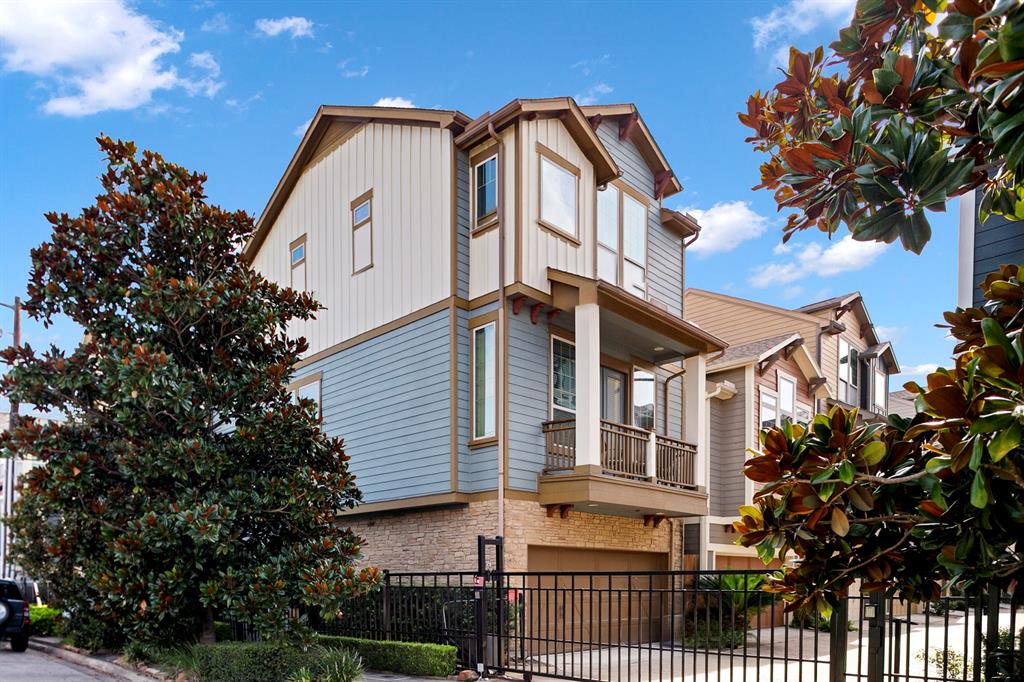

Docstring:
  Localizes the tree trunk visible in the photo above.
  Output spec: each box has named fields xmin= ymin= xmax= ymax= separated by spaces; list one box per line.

xmin=199 ymin=605 xmax=216 ymax=645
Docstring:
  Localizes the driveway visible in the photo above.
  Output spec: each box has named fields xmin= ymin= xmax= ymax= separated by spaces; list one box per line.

xmin=0 ymin=647 xmax=111 ymax=681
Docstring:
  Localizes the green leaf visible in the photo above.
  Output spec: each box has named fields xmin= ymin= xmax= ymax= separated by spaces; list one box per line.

xmin=812 ymin=466 xmax=837 ymax=485
xmin=926 ymin=455 xmax=952 ymax=473
xmin=838 ymin=460 xmax=856 ymax=484
xmin=860 ymin=440 xmax=886 ymax=466
xmin=989 ymin=422 xmax=1021 ymax=462
xmin=817 ymin=482 xmax=836 ymax=502
xmin=873 ymin=68 xmax=901 ymax=97
xmin=970 ymin=470 xmax=989 ymax=509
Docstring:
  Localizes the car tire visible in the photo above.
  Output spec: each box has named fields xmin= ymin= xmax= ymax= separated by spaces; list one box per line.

xmin=10 ymin=634 xmax=29 ymax=652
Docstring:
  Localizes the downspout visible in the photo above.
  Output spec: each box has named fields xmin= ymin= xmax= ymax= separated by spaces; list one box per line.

xmin=486 ymin=122 xmax=506 ymax=540
xmin=663 ymin=365 xmax=686 ymax=439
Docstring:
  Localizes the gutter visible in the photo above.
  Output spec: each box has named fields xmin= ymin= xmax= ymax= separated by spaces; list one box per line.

xmin=486 ymin=122 xmax=506 ymax=540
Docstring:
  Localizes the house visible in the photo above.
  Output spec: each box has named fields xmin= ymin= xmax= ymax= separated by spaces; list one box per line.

xmin=957 ymin=189 xmax=1024 ymax=308
xmin=244 ymin=99 xmax=727 ymax=574
xmin=887 ymin=389 xmax=916 ymax=419
xmin=683 ymin=290 xmax=899 ymax=567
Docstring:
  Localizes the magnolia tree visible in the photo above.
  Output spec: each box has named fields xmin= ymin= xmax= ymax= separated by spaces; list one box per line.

xmin=740 ymin=0 xmax=1024 ymax=253
xmin=734 ymin=265 xmax=1023 ymax=612
xmin=0 ymin=138 xmax=377 ymax=647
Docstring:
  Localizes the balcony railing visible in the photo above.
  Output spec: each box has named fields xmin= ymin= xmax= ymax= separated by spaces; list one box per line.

xmin=541 ymin=418 xmax=698 ymax=490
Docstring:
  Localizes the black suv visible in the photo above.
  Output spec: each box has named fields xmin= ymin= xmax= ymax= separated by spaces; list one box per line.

xmin=0 ymin=580 xmax=29 ymax=652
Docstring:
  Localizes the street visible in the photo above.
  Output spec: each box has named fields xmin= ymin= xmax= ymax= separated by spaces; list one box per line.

xmin=0 ymin=648 xmax=113 ymax=681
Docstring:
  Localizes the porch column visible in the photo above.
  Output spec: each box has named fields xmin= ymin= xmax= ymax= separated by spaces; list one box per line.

xmin=575 ymin=302 xmax=601 ymax=468
xmin=683 ymin=353 xmax=707 ymax=490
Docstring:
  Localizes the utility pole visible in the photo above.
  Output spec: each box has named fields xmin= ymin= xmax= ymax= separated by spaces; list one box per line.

xmin=1 ymin=296 xmax=21 ymax=579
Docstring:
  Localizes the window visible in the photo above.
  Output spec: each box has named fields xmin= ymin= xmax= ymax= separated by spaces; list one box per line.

xmin=290 ymin=235 xmax=307 ymax=291
xmin=760 ymin=390 xmax=778 ymax=429
xmin=595 ymin=183 xmax=648 ymax=298
xmin=778 ymin=374 xmax=796 ymax=423
xmin=632 ymin=368 xmax=655 ymax=431
xmin=474 ymin=155 xmax=497 ymax=226
xmin=838 ymin=338 xmax=860 ymax=405
xmin=873 ymin=369 xmax=887 ymax=413
xmin=551 ymin=336 xmax=576 ymax=419
xmin=472 ymin=323 xmax=496 ymax=441
xmin=538 ymin=145 xmax=579 ymax=239
xmin=795 ymin=404 xmax=812 ymax=426
xmin=351 ymin=190 xmax=373 ymax=274
xmin=290 ymin=375 xmax=321 ymax=420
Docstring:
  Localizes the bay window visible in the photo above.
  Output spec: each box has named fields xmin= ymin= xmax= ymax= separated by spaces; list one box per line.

xmin=471 ymin=322 xmax=496 ymax=441
xmin=538 ymin=144 xmax=579 ymax=240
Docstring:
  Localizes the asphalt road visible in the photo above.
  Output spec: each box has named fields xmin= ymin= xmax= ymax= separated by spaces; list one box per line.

xmin=0 ymin=647 xmax=113 ymax=681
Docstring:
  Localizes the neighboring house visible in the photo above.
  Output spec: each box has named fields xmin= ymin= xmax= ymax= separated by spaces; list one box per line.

xmin=244 ymin=99 xmax=727 ymax=574
xmin=957 ymin=189 xmax=1024 ymax=308
xmin=887 ymin=389 xmax=917 ymax=419
xmin=683 ymin=290 xmax=899 ymax=567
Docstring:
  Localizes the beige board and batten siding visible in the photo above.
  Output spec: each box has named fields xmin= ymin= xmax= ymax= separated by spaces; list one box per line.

xmin=517 ymin=118 xmax=597 ymax=294
xmin=685 ymin=291 xmax=821 ymax=359
xmin=468 ymin=126 xmax=517 ymax=300
xmin=252 ymin=123 xmax=454 ymax=358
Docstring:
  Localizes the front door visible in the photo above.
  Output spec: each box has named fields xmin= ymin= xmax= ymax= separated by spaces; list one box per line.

xmin=600 ymin=366 xmax=627 ymax=423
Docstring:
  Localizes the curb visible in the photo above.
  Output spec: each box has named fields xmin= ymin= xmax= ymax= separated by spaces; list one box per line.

xmin=28 ymin=637 xmax=158 ymax=681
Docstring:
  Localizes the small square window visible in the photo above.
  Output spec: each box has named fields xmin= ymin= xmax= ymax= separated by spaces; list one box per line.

xmin=290 ymin=235 xmax=307 ymax=291
xmin=353 ymin=200 xmax=370 ymax=226
xmin=290 ymin=243 xmax=305 ymax=265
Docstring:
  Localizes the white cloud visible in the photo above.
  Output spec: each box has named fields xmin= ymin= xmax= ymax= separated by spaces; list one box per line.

xmin=373 ymin=96 xmax=414 ymax=108
xmin=875 ymin=325 xmax=907 ymax=342
xmin=751 ymin=0 xmax=855 ymax=49
xmin=293 ymin=116 xmax=313 ymax=136
xmin=339 ymin=59 xmax=369 ymax=78
xmin=772 ymin=241 xmax=794 ymax=255
xmin=685 ymin=201 xmax=770 ymax=256
xmin=200 ymin=13 xmax=230 ymax=33
xmin=225 ymin=91 xmax=263 ymax=112
xmin=749 ymin=236 xmax=887 ymax=288
xmin=182 ymin=51 xmax=223 ymax=97
xmin=570 ymin=54 xmax=610 ymax=77
xmin=898 ymin=363 xmax=940 ymax=376
xmin=575 ymin=82 xmax=613 ymax=106
xmin=255 ymin=16 xmax=314 ymax=39
xmin=0 ymin=0 xmax=221 ymax=116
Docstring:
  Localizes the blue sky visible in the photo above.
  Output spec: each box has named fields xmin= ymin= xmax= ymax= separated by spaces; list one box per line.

xmin=0 ymin=0 xmax=957 ymax=415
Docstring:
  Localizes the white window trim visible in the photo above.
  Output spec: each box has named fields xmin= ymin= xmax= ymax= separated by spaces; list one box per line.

xmin=470 ymin=321 xmax=497 ymax=442
xmin=472 ymin=153 xmax=498 ymax=231
xmin=776 ymin=370 xmax=798 ymax=422
xmin=595 ymin=182 xmax=649 ymax=299
xmin=550 ymin=334 xmax=576 ymax=418
xmin=758 ymin=385 xmax=779 ymax=429
xmin=289 ymin=373 xmax=322 ymax=422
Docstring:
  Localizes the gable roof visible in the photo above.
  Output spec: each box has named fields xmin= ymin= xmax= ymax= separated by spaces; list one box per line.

xmin=685 ymin=288 xmax=823 ymax=326
xmin=708 ymin=331 xmax=832 ymax=399
xmin=454 ymin=97 xmax=620 ymax=186
xmin=795 ymin=292 xmax=862 ymax=315
xmin=579 ymin=103 xmax=683 ymax=199
xmin=794 ymin=292 xmax=900 ymax=373
xmin=243 ymin=104 xmax=472 ymax=263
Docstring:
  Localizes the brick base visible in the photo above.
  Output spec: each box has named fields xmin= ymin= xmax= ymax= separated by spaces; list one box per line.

xmin=342 ymin=496 xmax=683 ymax=573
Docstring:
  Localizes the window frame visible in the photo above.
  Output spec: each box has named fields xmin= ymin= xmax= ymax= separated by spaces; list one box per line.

xmin=537 ymin=143 xmax=581 ymax=244
xmin=289 ymin=234 xmax=307 ymax=292
xmin=288 ymin=372 xmax=322 ymax=422
xmin=550 ymin=333 xmax=577 ymax=419
xmin=631 ymin=365 xmax=656 ymax=432
xmin=469 ymin=318 xmax=497 ymax=445
xmin=595 ymin=180 xmax=649 ymax=299
xmin=759 ymin=386 xmax=779 ymax=430
xmin=471 ymin=144 xmax=499 ymax=234
xmin=351 ymin=188 xmax=374 ymax=275
xmin=873 ymin=368 xmax=887 ymax=413
xmin=776 ymin=370 xmax=797 ymax=424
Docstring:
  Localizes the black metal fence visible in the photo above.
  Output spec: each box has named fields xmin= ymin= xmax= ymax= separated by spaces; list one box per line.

xmin=315 ymin=568 xmax=1023 ymax=682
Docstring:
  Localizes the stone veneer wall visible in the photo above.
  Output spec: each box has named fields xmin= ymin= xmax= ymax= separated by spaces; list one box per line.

xmin=343 ymin=497 xmax=683 ymax=573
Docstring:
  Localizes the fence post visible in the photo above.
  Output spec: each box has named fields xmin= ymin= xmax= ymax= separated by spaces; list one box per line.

xmin=829 ymin=591 xmax=849 ymax=682
xmin=985 ymin=586 xmax=1001 ymax=681
xmin=866 ymin=591 xmax=885 ymax=682
xmin=381 ymin=570 xmax=391 ymax=641
xmin=475 ymin=535 xmax=486 ymax=674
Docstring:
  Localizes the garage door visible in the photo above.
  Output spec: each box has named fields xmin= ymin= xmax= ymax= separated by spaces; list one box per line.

xmin=524 ymin=546 xmax=670 ymax=655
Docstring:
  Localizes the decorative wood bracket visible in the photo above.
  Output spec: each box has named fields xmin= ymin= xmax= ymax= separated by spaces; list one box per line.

xmin=530 ymin=302 xmax=545 ymax=324
xmin=588 ymin=114 xmax=604 ymax=131
xmin=643 ymin=514 xmax=665 ymax=528
xmin=619 ymin=112 xmax=638 ymax=140
xmin=546 ymin=504 xmax=573 ymax=519
xmin=512 ymin=295 xmax=527 ymax=315
xmin=654 ymin=170 xmax=674 ymax=200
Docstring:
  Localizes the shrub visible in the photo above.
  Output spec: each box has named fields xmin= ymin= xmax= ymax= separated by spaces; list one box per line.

xmin=319 ymin=636 xmax=456 ymax=677
xmin=29 ymin=605 xmax=63 ymax=637
xmin=194 ymin=642 xmax=313 ymax=682
xmin=314 ymin=647 xmax=364 ymax=682
xmin=789 ymin=611 xmax=856 ymax=632
xmin=123 ymin=640 xmax=198 ymax=677
xmin=682 ymin=622 xmax=748 ymax=650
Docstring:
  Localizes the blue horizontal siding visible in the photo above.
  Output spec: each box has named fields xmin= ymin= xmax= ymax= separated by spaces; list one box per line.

xmin=293 ymin=308 xmax=453 ymax=503
xmin=507 ymin=304 xmax=550 ymax=491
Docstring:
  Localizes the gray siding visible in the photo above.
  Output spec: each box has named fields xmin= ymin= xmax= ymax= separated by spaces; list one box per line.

xmin=595 ymin=121 xmax=683 ymax=317
xmin=455 ymin=149 xmax=470 ymax=300
xmin=973 ymin=195 xmax=1024 ymax=306
xmin=708 ymin=367 xmax=747 ymax=517
xmin=508 ymin=302 xmax=552 ymax=491
xmin=457 ymin=302 xmax=500 ymax=493
xmin=656 ymin=365 xmax=684 ymax=440
xmin=294 ymin=309 xmax=453 ymax=503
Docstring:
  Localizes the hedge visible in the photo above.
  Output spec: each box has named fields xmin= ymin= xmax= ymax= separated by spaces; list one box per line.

xmin=29 ymin=605 xmax=63 ymax=637
xmin=319 ymin=636 xmax=456 ymax=677
xmin=194 ymin=642 xmax=312 ymax=682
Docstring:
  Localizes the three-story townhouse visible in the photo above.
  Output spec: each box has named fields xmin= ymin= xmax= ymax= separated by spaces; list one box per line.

xmin=244 ymin=99 xmax=726 ymax=574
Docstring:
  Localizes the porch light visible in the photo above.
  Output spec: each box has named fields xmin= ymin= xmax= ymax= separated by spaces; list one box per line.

xmin=653 ymin=346 xmax=664 ymax=352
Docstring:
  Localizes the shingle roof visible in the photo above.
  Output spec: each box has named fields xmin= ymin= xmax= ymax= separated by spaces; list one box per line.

xmin=794 ymin=292 xmax=861 ymax=314
xmin=707 ymin=332 xmax=797 ymax=368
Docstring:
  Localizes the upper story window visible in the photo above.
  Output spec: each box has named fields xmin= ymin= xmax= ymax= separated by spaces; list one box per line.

xmin=290 ymin=235 xmax=307 ymax=292
xmin=551 ymin=336 xmax=576 ymax=420
xmin=290 ymin=373 xmax=321 ymax=421
xmin=632 ymin=368 xmax=655 ymax=431
xmin=351 ymin=189 xmax=373 ymax=274
xmin=538 ymin=144 xmax=579 ymax=241
xmin=838 ymin=337 xmax=860 ymax=405
xmin=760 ymin=389 xmax=778 ymax=429
xmin=597 ymin=182 xmax=648 ymax=299
xmin=778 ymin=373 xmax=796 ymax=423
xmin=873 ymin=369 xmax=887 ymax=414
xmin=475 ymin=155 xmax=497 ymax=225
xmin=471 ymin=321 xmax=496 ymax=441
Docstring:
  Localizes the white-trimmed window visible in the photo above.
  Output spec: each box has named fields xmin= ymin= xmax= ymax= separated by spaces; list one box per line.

xmin=838 ymin=338 xmax=861 ymax=405
xmin=471 ymin=322 xmax=496 ymax=441
xmin=290 ymin=235 xmax=307 ymax=291
xmin=632 ymin=368 xmax=655 ymax=431
xmin=290 ymin=374 xmax=321 ymax=420
xmin=778 ymin=373 xmax=796 ymax=424
xmin=351 ymin=189 xmax=373 ymax=274
xmin=760 ymin=389 xmax=778 ymax=429
xmin=795 ymin=403 xmax=812 ymax=426
xmin=873 ymin=369 xmax=887 ymax=413
xmin=595 ymin=183 xmax=648 ymax=298
xmin=538 ymin=145 xmax=579 ymax=239
xmin=474 ymin=155 xmax=497 ymax=226
xmin=551 ymin=336 xmax=576 ymax=420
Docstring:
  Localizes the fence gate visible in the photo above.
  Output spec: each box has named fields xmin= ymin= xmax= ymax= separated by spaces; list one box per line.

xmin=317 ymin=537 xmax=1023 ymax=682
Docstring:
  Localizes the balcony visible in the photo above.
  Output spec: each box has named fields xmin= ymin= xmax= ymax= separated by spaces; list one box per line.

xmin=538 ymin=419 xmax=706 ymax=518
